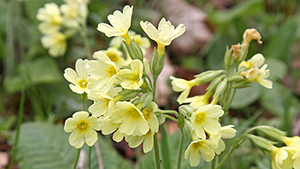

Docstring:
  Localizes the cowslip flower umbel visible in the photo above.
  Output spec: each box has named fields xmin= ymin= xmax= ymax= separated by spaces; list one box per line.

xmin=64 ymin=111 xmax=101 ymax=148
xmin=119 ymin=59 xmax=144 ymax=90
xmin=64 ymin=59 xmax=89 ymax=94
xmin=140 ymin=17 xmax=186 ymax=56
xmin=37 ymin=3 xmax=62 ymax=34
xmin=97 ymin=5 xmax=133 ymax=44
xmin=41 ymin=32 xmax=67 ymax=57
xmin=191 ymin=104 xmax=224 ymax=139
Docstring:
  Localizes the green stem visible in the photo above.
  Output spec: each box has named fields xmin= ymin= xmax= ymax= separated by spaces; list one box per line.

xmin=8 ymin=89 xmax=25 ymax=169
xmin=176 ymin=127 xmax=184 ymax=169
xmin=5 ymin=0 xmax=15 ymax=78
xmin=211 ymin=156 xmax=217 ymax=169
xmin=74 ymin=148 xmax=81 ymax=169
xmin=153 ymin=133 xmax=161 ymax=169
xmin=162 ymin=115 xmax=178 ymax=122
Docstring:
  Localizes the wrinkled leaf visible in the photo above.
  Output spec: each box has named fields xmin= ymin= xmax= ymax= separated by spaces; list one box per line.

xmin=12 ymin=122 xmax=133 ymax=169
xmin=4 ymin=57 xmax=62 ymax=93
xmin=231 ymin=82 xmax=263 ymax=109
xmin=265 ymin=58 xmax=287 ymax=81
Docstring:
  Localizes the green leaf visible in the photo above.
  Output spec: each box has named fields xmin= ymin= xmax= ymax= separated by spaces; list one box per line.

xmin=262 ymin=17 xmax=299 ymax=60
xmin=208 ymin=0 xmax=263 ymax=25
xmin=260 ymin=82 xmax=300 ymax=117
xmin=265 ymin=58 xmax=287 ymax=81
xmin=13 ymin=122 xmax=133 ymax=169
xmin=4 ymin=57 xmax=62 ymax=93
xmin=230 ymin=82 xmax=263 ymax=109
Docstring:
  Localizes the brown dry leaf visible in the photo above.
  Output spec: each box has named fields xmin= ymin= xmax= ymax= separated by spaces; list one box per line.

xmin=160 ymin=0 xmax=212 ymax=55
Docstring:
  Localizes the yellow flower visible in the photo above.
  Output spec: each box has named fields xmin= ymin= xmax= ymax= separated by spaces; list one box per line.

xmin=88 ymin=86 xmax=121 ymax=117
xmin=37 ymin=3 xmax=62 ymax=34
xmin=60 ymin=2 xmax=79 ymax=28
xmin=170 ymin=76 xmax=201 ymax=104
xmin=119 ymin=60 xmax=144 ymax=90
xmin=239 ymin=53 xmax=265 ymax=70
xmin=282 ymin=136 xmax=300 ymax=148
xmin=209 ymin=125 xmax=236 ymax=155
xmin=110 ymin=101 xmax=149 ymax=136
xmin=97 ymin=5 xmax=133 ymax=43
xmin=140 ymin=17 xmax=185 ymax=56
xmin=64 ymin=59 xmax=89 ymax=94
xmin=89 ymin=51 xmax=119 ymax=91
xmin=184 ymin=139 xmax=216 ymax=167
xmin=64 ymin=111 xmax=101 ymax=148
xmin=183 ymin=92 xmax=212 ymax=108
xmin=41 ymin=32 xmax=67 ymax=57
xmin=268 ymin=146 xmax=295 ymax=169
xmin=125 ymin=129 xmax=156 ymax=153
xmin=240 ymin=64 xmax=273 ymax=89
xmin=293 ymin=150 xmax=300 ymax=169
xmin=98 ymin=47 xmax=125 ymax=67
xmin=191 ymin=104 xmax=224 ymax=139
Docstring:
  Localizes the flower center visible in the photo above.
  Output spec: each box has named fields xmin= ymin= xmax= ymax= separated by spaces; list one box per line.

xmin=79 ymin=79 xmax=88 ymax=89
xmin=51 ymin=14 xmax=62 ymax=25
xmin=195 ymin=112 xmax=206 ymax=124
xmin=77 ymin=120 xmax=88 ymax=131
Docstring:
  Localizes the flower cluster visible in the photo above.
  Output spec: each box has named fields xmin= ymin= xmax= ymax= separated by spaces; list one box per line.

xmin=63 ymin=5 xmax=185 ymax=151
xmin=170 ymin=28 xmax=273 ymax=167
xmin=36 ymin=0 xmax=89 ymax=57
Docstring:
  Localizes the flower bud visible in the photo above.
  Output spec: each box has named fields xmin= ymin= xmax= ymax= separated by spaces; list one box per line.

xmin=194 ymin=70 xmax=225 ymax=84
xmin=256 ymin=126 xmax=286 ymax=142
xmin=213 ymin=78 xmax=227 ymax=99
xmin=206 ymin=75 xmax=226 ymax=93
xmin=228 ymin=74 xmax=244 ymax=82
xmin=150 ymin=48 xmax=165 ymax=78
xmin=224 ymin=47 xmax=234 ymax=71
xmin=123 ymin=39 xmax=144 ymax=61
xmin=247 ymin=134 xmax=276 ymax=152
xmin=179 ymin=105 xmax=196 ymax=118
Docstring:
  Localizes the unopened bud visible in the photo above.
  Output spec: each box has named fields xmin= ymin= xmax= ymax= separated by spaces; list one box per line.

xmin=247 ymin=134 xmax=276 ymax=152
xmin=195 ymin=70 xmax=225 ymax=84
xmin=206 ymin=75 xmax=226 ymax=93
xmin=213 ymin=78 xmax=228 ymax=99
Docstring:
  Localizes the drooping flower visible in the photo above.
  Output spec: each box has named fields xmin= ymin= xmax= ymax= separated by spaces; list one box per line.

xmin=239 ymin=53 xmax=265 ymax=70
xmin=88 ymin=86 xmax=122 ymax=117
xmin=64 ymin=111 xmax=101 ymax=148
xmin=240 ymin=64 xmax=273 ymax=89
xmin=140 ymin=17 xmax=185 ymax=56
xmin=110 ymin=101 xmax=149 ymax=136
xmin=242 ymin=28 xmax=262 ymax=46
xmin=190 ymin=104 xmax=224 ymax=139
xmin=88 ymin=51 xmax=119 ymax=91
xmin=170 ymin=76 xmax=201 ymax=104
xmin=184 ymin=139 xmax=216 ymax=167
xmin=41 ymin=32 xmax=67 ymax=57
xmin=37 ymin=3 xmax=62 ymax=34
xmin=119 ymin=59 xmax=144 ymax=90
xmin=97 ymin=5 xmax=133 ymax=43
xmin=183 ymin=92 xmax=212 ymax=109
xmin=125 ymin=129 xmax=156 ymax=153
xmin=64 ymin=59 xmax=89 ymax=94
xmin=268 ymin=146 xmax=295 ymax=169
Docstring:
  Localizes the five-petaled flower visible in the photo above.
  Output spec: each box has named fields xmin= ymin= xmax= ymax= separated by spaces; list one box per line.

xmin=140 ymin=17 xmax=186 ymax=56
xmin=97 ymin=5 xmax=133 ymax=44
xmin=64 ymin=111 xmax=101 ymax=148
